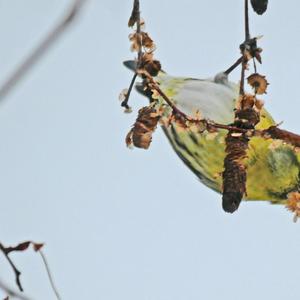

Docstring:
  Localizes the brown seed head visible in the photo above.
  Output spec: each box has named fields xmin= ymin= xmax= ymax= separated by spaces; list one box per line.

xmin=126 ymin=105 xmax=161 ymax=149
xmin=247 ymin=73 xmax=269 ymax=94
xmin=286 ymin=192 xmax=300 ymax=222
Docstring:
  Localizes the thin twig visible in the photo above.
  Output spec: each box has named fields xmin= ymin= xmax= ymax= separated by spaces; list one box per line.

xmin=224 ymin=56 xmax=243 ymax=75
xmin=0 ymin=279 xmax=31 ymax=300
xmin=38 ymin=250 xmax=61 ymax=300
xmin=122 ymin=0 xmax=142 ymax=110
xmin=0 ymin=244 xmax=23 ymax=292
xmin=252 ymin=57 xmax=257 ymax=73
xmin=121 ymin=73 xmax=138 ymax=109
xmin=239 ymin=0 xmax=251 ymax=95
xmin=239 ymin=58 xmax=247 ymax=95
xmin=134 ymin=0 xmax=143 ymax=62
xmin=245 ymin=0 xmax=250 ymax=41
xmin=146 ymin=77 xmax=190 ymax=120
xmin=0 ymin=0 xmax=87 ymax=102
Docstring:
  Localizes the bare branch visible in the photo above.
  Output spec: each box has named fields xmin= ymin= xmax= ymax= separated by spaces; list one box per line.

xmin=261 ymin=126 xmax=300 ymax=148
xmin=121 ymin=73 xmax=137 ymax=110
xmin=122 ymin=0 xmax=143 ymax=110
xmin=134 ymin=0 xmax=143 ymax=62
xmin=224 ymin=56 xmax=243 ymax=75
xmin=38 ymin=250 xmax=61 ymax=300
xmin=0 ymin=241 xmax=45 ymax=294
xmin=0 ymin=0 xmax=87 ymax=102
xmin=0 ymin=243 xmax=25 ymax=292
xmin=245 ymin=0 xmax=250 ymax=40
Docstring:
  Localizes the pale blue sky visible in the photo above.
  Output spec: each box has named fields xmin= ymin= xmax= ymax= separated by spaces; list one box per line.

xmin=0 ymin=1 xmax=300 ymax=299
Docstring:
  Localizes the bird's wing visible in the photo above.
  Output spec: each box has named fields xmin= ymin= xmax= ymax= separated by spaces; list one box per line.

xmin=156 ymin=73 xmax=275 ymax=128
xmin=157 ymin=73 xmax=239 ymax=124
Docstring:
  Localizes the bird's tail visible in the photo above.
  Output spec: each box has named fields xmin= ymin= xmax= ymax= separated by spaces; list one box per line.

xmin=123 ymin=60 xmax=137 ymax=72
xmin=123 ymin=60 xmax=149 ymax=97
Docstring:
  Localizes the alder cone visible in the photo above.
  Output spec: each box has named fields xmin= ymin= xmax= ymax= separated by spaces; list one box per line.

xmin=126 ymin=106 xmax=161 ymax=149
xmin=250 ymin=0 xmax=268 ymax=15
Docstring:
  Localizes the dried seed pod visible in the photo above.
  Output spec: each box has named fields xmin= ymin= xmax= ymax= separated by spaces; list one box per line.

xmin=247 ymin=73 xmax=268 ymax=94
xmin=129 ymin=33 xmax=141 ymax=52
xmin=126 ymin=105 xmax=161 ymax=149
xmin=141 ymin=32 xmax=156 ymax=52
xmin=129 ymin=32 xmax=156 ymax=53
xmin=222 ymin=91 xmax=261 ymax=213
xmin=139 ymin=53 xmax=161 ymax=77
xmin=144 ymin=60 xmax=161 ymax=77
xmin=286 ymin=192 xmax=300 ymax=222
xmin=128 ymin=0 xmax=139 ymax=27
xmin=250 ymin=0 xmax=268 ymax=15
xmin=222 ymin=133 xmax=248 ymax=213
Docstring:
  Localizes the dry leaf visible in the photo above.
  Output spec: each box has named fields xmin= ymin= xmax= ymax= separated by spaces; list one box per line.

xmin=139 ymin=53 xmax=161 ymax=77
xmin=129 ymin=33 xmax=141 ymax=52
xmin=141 ymin=32 xmax=156 ymax=52
xmin=33 ymin=243 xmax=44 ymax=252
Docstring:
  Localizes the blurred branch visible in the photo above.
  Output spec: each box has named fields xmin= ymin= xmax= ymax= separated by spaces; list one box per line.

xmin=0 ymin=279 xmax=31 ymax=300
xmin=0 ymin=0 xmax=87 ymax=102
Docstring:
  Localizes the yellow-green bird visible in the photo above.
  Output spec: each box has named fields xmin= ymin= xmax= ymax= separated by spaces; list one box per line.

xmin=124 ymin=61 xmax=300 ymax=212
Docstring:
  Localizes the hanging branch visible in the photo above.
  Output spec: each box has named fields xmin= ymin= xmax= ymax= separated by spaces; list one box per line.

xmin=121 ymin=0 xmax=143 ymax=111
xmin=0 ymin=0 xmax=87 ymax=102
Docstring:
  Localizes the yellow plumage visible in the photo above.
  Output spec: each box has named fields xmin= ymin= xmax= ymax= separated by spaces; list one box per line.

xmin=154 ymin=72 xmax=300 ymax=205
